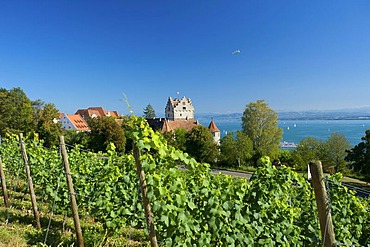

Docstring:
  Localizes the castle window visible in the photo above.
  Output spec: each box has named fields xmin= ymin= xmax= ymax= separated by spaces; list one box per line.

xmin=183 ymin=107 xmax=186 ymax=110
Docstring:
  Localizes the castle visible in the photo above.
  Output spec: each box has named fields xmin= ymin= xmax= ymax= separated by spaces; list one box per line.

xmin=147 ymin=96 xmax=220 ymax=144
xmin=165 ymin=96 xmax=195 ymax=121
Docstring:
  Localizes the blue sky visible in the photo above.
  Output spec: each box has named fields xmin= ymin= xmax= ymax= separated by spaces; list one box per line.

xmin=1 ymin=1 xmax=370 ymax=116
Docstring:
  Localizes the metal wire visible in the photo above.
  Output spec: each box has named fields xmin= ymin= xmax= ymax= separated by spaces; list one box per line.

xmin=44 ymin=176 xmax=61 ymax=244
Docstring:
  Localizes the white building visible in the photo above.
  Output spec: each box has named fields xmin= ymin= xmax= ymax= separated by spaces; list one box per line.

xmin=165 ymin=96 xmax=194 ymax=121
xmin=60 ymin=114 xmax=90 ymax=132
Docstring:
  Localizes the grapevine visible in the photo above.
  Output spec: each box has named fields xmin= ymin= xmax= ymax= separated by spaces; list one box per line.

xmin=0 ymin=115 xmax=369 ymax=246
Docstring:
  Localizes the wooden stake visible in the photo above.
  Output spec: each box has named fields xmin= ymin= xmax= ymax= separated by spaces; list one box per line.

xmin=19 ymin=133 xmax=41 ymax=229
xmin=309 ymin=160 xmax=336 ymax=247
xmin=59 ymin=136 xmax=84 ymax=247
xmin=133 ymin=144 xmax=158 ymax=247
xmin=0 ymin=156 xmax=10 ymax=208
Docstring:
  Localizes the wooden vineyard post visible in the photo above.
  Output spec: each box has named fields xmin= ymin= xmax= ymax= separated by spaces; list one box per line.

xmin=19 ymin=133 xmax=41 ymax=229
xmin=0 ymin=156 xmax=10 ymax=208
xmin=309 ymin=160 xmax=336 ymax=247
xmin=59 ymin=136 xmax=84 ymax=247
xmin=133 ymin=144 xmax=158 ymax=247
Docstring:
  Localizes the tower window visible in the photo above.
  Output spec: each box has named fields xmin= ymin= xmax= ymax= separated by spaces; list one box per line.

xmin=183 ymin=107 xmax=186 ymax=110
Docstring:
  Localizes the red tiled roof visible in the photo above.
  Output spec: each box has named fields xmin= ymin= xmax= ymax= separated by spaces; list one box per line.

xmin=66 ymin=114 xmax=90 ymax=131
xmin=146 ymin=118 xmax=200 ymax=133
xmin=75 ymin=107 xmax=120 ymax=119
xmin=165 ymin=120 xmax=199 ymax=132
xmin=208 ymin=120 xmax=220 ymax=132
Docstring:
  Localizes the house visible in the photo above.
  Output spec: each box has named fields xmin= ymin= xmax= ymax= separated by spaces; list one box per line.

xmin=60 ymin=113 xmax=90 ymax=132
xmin=75 ymin=107 xmax=119 ymax=120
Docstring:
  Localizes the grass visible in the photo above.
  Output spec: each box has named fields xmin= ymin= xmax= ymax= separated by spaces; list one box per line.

xmin=0 ymin=189 xmax=149 ymax=247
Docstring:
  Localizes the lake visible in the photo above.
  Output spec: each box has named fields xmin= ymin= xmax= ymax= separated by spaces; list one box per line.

xmin=208 ymin=120 xmax=370 ymax=147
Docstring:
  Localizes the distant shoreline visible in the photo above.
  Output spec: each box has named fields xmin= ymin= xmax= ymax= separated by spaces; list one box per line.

xmin=195 ymin=111 xmax=370 ymax=123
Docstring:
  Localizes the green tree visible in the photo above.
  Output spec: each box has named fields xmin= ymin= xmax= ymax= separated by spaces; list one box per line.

xmin=64 ymin=130 xmax=90 ymax=147
xmin=277 ymin=149 xmax=295 ymax=167
xmin=163 ymin=128 xmax=187 ymax=152
xmin=345 ymin=130 xmax=370 ymax=179
xmin=185 ymin=125 xmax=219 ymax=164
xmin=220 ymin=131 xmax=253 ymax=168
xmin=242 ymin=100 xmax=283 ymax=161
xmin=321 ymin=132 xmax=352 ymax=173
xmin=88 ymin=117 xmax=126 ymax=153
xmin=291 ymin=137 xmax=322 ymax=171
xmin=0 ymin=87 xmax=34 ymax=135
xmin=219 ymin=132 xmax=237 ymax=167
xmin=35 ymin=103 xmax=62 ymax=147
xmin=143 ymin=104 xmax=156 ymax=119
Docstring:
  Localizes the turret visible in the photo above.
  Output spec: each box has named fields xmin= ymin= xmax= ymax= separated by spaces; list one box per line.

xmin=208 ymin=120 xmax=220 ymax=144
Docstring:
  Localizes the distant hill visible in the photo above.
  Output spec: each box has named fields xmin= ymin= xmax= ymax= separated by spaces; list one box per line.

xmin=196 ymin=108 xmax=370 ymax=123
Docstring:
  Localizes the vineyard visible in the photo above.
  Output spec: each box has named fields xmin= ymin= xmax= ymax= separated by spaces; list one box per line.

xmin=0 ymin=115 xmax=370 ymax=246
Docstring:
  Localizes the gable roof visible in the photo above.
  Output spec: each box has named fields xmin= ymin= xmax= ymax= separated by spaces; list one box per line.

xmin=75 ymin=107 xmax=119 ymax=120
xmin=164 ymin=119 xmax=200 ymax=132
xmin=146 ymin=118 xmax=200 ymax=133
xmin=66 ymin=114 xmax=90 ymax=131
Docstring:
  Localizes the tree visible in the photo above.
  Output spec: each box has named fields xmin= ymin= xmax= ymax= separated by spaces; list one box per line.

xmin=143 ymin=104 xmax=156 ymax=119
xmin=163 ymin=128 xmax=187 ymax=152
xmin=321 ymin=132 xmax=351 ymax=173
xmin=0 ymin=87 xmax=34 ymax=135
xmin=291 ymin=137 xmax=322 ymax=171
xmin=345 ymin=130 xmax=370 ymax=179
xmin=185 ymin=125 xmax=219 ymax=164
xmin=220 ymin=131 xmax=253 ymax=168
xmin=219 ymin=133 xmax=237 ymax=166
xmin=64 ymin=130 xmax=90 ymax=147
xmin=242 ymin=100 xmax=283 ymax=161
xmin=277 ymin=149 xmax=295 ymax=167
xmin=35 ymin=103 xmax=62 ymax=147
xmin=88 ymin=117 xmax=126 ymax=153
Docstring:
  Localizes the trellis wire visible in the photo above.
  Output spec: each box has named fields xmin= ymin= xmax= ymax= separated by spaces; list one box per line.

xmin=324 ymin=178 xmax=369 ymax=247
xmin=44 ymin=175 xmax=62 ymax=244
xmin=342 ymin=182 xmax=370 ymax=197
xmin=5 ymin=160 xmax=22 ymax=225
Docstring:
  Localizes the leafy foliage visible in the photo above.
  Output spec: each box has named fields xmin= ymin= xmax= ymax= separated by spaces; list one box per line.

xmin=346 ymin=130 xmax=370 ymax=179
xmin=242 ymin=100 xmax=283 ymax=161
xmin=0 ymin=87 xmax=34 ymax=135
xmin=219 ymin=131 xmax=253 ymax=167
xmin=321 ymin=133 xmax=352 ymax=173
xmin=143 ymin=104 xmax=156 ymax=119
xmin=292 ymin=137 xmax=323 ymax=171
xmin=185 ymin=125 xmax=219 ymax=164
xmin=35 ymin=102 xmax=62 ymax=147
xmin=162 ymin=128 xmax=187 ymax=152
xmin=88 ymin=116 xmax=126 ymax=153
xmin=1 ymin=115 xmax=369 ymax=246
xmin=326 ymin=173 xmax=370 ymax=244
xmin=292 ymin=133 xmax=352 ymax=173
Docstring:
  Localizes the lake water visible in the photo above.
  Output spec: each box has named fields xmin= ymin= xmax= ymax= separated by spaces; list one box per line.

xmin=210 ymin=120 xmax=370 ymax=147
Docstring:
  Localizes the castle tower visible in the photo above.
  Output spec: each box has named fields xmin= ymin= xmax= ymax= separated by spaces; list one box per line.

xmin=208 ymin=120 xmax=220 ymax=145
xmin=165 ymin=96 xmax=194 ymax=121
